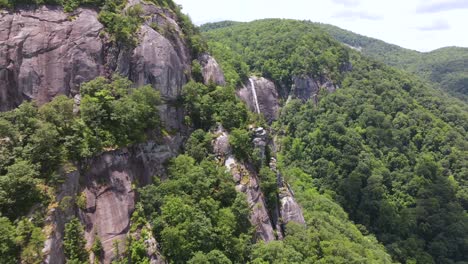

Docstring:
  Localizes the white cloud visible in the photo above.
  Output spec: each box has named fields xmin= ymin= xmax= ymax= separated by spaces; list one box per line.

xmin=417 ymin=20 xmax=450 ymax=31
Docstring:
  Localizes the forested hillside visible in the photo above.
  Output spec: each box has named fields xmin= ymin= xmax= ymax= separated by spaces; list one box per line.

xmin=202 ymin=21 xmax=468 ymax=101
xmin=309 ymin=24 xmax=468 ymax=101
xmin=203 ymin=19 xmax=468 ymax=264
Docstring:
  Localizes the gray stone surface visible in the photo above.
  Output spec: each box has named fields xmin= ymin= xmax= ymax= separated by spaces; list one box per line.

xmin=0 ymin=3 xmax=190 ymax=120
xmin=279 ymin=189 xmax=306 ymax=226
xmin=0 ymin=6 xmax=104 ymax=111
xmin=82 ymin=137 xmax=181 ymax=263
xmin=214 ymin=126 xmax=276 ymax=242
xmin=292 ymin=75 xmax=338 ymax=102
xmin=198 ymin=53 xmax=226 ymax=86
xmin=43 ymin=170 xmax=81 ymax=264
xmin=237 ymin=77 xmax=279 ymax=122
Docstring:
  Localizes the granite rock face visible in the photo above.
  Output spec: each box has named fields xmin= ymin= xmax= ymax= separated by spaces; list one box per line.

xmin=0 ymin=6 xmax=104 ymax=111
xmin=0 ymin=3 xmax=190 ymax=112
xmin=42 ymin=136 xmax=181 ymax=264
xmin=43 ymin=170 xmax=81 ymax=264
xmin=237 ymin=77 xmax=279 ymax=122
xmin=213 ymin=126 xmax=276 ymax=242
xmin=198 ymin=53 xmax=226 ymax=86
xmin=291 ymin=75 xmax=338 ymax=103
xmin=81 ymin=137 xmax=181 ymax=263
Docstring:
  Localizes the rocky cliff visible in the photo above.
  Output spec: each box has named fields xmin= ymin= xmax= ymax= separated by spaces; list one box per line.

xmin=237 ymin=77 xmax=279 ymax=123
xmin=213 ymin=126 xmax=305 ymax=242
xmin=0 ymin=3 xmax=228 ymax=263
xmin=0 ymin=2 xmax=193 ymax=130
xmin=43 ymin=136 xmax=181 ymax=263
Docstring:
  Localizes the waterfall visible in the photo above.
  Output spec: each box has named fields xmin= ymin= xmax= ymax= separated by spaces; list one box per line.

xmin=249 ymin=78 xmax=261 ymax=114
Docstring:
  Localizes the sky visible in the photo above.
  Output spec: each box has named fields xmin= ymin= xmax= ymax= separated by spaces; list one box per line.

xmin=173 ymin=0 xmax=468 ymax=52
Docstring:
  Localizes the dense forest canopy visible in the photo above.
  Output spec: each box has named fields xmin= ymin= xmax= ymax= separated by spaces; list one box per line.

xmin=309 ymin=24 xmax=468 ymax=102
xmin=203 ymin=19 xmax=468 ymax=264
xmin=202 ymin=20 xmax=468 ymax=101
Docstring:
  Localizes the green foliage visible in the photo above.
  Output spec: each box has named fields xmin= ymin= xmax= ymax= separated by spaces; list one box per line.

xmin=64 ymin=218 xmax=88 ymax=262
xmin=182 ymin=81 xmax=248 ymax=130
xmin=0 ymin=216 xmax=18 ymax=264
xmin=128 ymin=238 xmax=150 ymax=263
xmin=229 ymin=128 xmax=252 ymax=161
xmin=0 ymin=160 xmax=41 ymax=219
xmin=92 ymin=236 xmax=103 ymax=260
xmin=206 ymin=41 xmax=249 ymax=87
xmin=191 ymin=60 xmax=204 ymax=83
xmin=0 ymin=75 xmax=161 ymax=260
xmin=139 ymin=155 xmax=252 ymax=263
xmin=76 ymin=192 xmax=87 ymax=210
xmin=278 ymin=55 xmax=468 ymax=263
xmin=98 ymin=3 xmax=144 ymax=45
xmin=204 ymin=18 xmax=468 ymax=263
xmin=316 ymin=23 xmax=468 ymax=101
xmin=185 ymin=129 xmax=213 ymax=162
xmin=79 ymin=75 xmax=161 ymax=156
xmin=16 ymin=218 xmax=46 ymax=264
xmin=258 ymin=167 xmax=277 ymax=213
xmin=203 ymin=19 xmax=350 ymax=89
xmin=188 ymin=250 xmax=232 ymax=264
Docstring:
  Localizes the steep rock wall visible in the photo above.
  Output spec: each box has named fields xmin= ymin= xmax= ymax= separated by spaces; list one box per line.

xmin=0 ymin=3 xmax=191 ymax=131
xmin=237 ymin=76 xmax=279 ymax=122
xmin=0 ymin=6 xmax=104 ymax=110
xmin=213 ymin=127 xmax=276 ymax=242
xmin=43 ymin=136 xmax=181 ymax=264
xmin=81 ymin=137 xmax=181 ymax=263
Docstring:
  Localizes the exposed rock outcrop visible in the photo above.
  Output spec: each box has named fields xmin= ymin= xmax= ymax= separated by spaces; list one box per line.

xmin=0 ymin=6 xmax=104 ymax=111
xmin=42 ymin=136 xmax=181 ymax=264
xmin=81 ymin=137 xmax=181 ymax=263
xmin=198 ymin=53 xmax=226 ymax=86
xmin=237 ymin=77 xmax=279 ymax=122
xmin=291 ymin=75 xmax=337 ymax=103
xmin=0 ymin=3 xmax=191 ymax=126
xmin=43 ymin=170 xmax=81 ymax=264
xmin=213 ymin=127 xmax=276 ymax=242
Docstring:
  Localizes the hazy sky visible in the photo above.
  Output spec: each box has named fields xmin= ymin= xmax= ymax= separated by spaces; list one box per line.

xmin=174 ymin=0 xmax=468 ymax=52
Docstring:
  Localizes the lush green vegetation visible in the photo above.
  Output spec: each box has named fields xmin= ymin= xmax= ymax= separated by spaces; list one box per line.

xmin=182 ymin=81 xmax=249 ymax=130
xmin=138 ymin=155 xmax=252 ymax=263
xmin=203 ymin=19 xmax=350 ymax=89
xmin=0 ymin=76 xmax=161 ymax=261
xmin=203 ymin=20 xmax=468 ymax=101
xmin=203 ymin=18 xmax=468 ymax=263
xmin=278 ymin=56 xmax=468 ymax=263
xmin=64 ymin=218 xmax=88 ymax=263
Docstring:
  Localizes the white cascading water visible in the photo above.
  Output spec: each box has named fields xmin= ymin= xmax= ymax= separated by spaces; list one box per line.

xmin=249 ymin=77 xmax=261 ymax=114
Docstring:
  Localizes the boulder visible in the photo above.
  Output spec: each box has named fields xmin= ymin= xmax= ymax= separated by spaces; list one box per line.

xmin=198 ymin=53 xmax=226 ymax=86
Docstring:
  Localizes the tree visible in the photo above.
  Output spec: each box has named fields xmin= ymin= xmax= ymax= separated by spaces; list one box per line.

xmin=229 ymin=128 xmax=252 ymax=161
xmin=64 ymin=218 xmax=88 ymax=262
xmin=0 ymin=216 xmax=18 ymax=264
xmin=188 ymin=250 xmax=232 ymax=264
xmin=0 ymin=160 xmax=40 ymax=218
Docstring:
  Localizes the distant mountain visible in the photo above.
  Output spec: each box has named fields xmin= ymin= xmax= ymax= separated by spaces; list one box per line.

xmin=309 ymin=24 xmax=468 ymax=101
